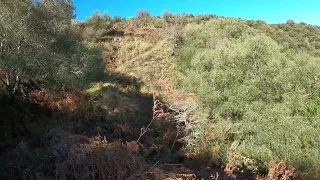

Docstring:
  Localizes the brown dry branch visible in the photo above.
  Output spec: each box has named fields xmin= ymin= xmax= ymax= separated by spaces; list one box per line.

xmin=224 ymin=162 xmax=239 ymax=179
xmin=209 ymin=172 xmax=220 ymax=180
xmin=136 ymin=93 xmax=168 ymax=142
xmin=165 ymin=173 xmax=196 ymax=180
xmin=224 ymin=144 xmax=258 ymax=179
xmin=127 ymin=160 xmax=163 ymax=180
xmin=258 ymin=161 xmax=302 ymax=180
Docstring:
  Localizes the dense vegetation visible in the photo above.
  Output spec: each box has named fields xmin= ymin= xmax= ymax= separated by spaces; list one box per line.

xmin=1 ymin=1 xmax=320 ymax=179
xmin=177 ymin=18 xmax=320 ymax=170
xmin=0 ymin=0 xmax=105 ymax=95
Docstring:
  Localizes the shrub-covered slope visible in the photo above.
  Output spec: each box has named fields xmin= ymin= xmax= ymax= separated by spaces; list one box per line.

xmin=86 ymin=12 xmax=320 ymax=175
xmin=2 ymin=4 xmax=320 ymax=179
xmin=175 ymin=18 xmax=320 ymax=171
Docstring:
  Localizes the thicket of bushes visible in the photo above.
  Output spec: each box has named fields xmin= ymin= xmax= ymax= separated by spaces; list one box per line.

xmin=0 ymin=0 xmax=105 ymax=95
xmin=247 ymin=19 xmax=320 ymax=57
xmin=81 ymin=8 xmax=320 ymax=175
xmin=175 ymin=18 xmax=320 ymax=172
xmin=80 ymin=11 xmax=122 ymax=42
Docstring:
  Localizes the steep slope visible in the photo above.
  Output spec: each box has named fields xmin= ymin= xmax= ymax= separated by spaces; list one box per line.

xmin=95 ymin=15 xmax=320 ymax=178
xmin=2 ymin=10 xmax=320 ymax=179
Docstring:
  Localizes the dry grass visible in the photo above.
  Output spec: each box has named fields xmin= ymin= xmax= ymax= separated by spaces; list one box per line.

xmin=57 ymin=143 xmax=148 ymax=180
xmin=112 ymin=24 xmax=178 ymax=94
xmin=42 ymin=128 xmax=164 ymax=180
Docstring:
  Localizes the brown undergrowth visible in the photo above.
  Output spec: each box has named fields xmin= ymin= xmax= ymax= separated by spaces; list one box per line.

xmin=255 ymin=161 xmax=309 ymax=180
xmin=55 ymin=134 xmax=163 ymax=180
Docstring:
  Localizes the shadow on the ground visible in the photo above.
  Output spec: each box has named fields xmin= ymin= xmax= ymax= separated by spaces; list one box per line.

xmin=0 ymin=72 xmax=259 ymax=180
xmin=0 ymin=72 xmax=180 ymax=179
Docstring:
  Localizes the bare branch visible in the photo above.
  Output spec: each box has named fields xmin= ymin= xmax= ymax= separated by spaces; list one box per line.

xmin=0 ymin=76 xmax=7 ymax=87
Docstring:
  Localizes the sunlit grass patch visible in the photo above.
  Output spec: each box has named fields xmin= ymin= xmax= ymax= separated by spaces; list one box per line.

xmin=86 ymin=82 xmax=115 ymax=94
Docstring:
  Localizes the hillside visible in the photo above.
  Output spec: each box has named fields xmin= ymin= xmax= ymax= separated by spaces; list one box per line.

xmin=1 ymin=2 xmax=320 ymax=180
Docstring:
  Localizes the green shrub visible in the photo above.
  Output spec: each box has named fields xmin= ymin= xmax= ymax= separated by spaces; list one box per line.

xmin=112 ymin=14 xmax=122 ymax=23
xmin=0 ymin=0 xmax=104 ymax=95
xmin=175 ymin=18 xmax=320 ymax=171
xmin=83 ymin=11 xmax=113 ymax=42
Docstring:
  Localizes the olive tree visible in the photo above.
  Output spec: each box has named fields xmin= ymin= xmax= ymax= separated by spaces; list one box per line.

xmin=83 ymin=11 xmax=113 ymax=42
xmin=0 ymin=0 xmax=104 ymax=95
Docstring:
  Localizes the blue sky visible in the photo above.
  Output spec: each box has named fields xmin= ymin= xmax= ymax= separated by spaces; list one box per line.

xmin=73 ymin=0 xmax=320 ymax=25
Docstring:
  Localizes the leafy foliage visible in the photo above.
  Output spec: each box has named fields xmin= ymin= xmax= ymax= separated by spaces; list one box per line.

xmin=247 ymin=19 xmax=320 ymax=57
xmin=0 ymin=0 xmax=104 ymax=94
xmin=176 ymin=18 xmax=320 ymax=171
xmin=81 ymin=11 xmax=123 ymax=42
xmin=83 ymin=11 xmax=112 ymax=42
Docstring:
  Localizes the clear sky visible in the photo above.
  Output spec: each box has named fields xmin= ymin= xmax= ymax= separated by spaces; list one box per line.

xmin=73 ymin=0 xmax=320 ymax=25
